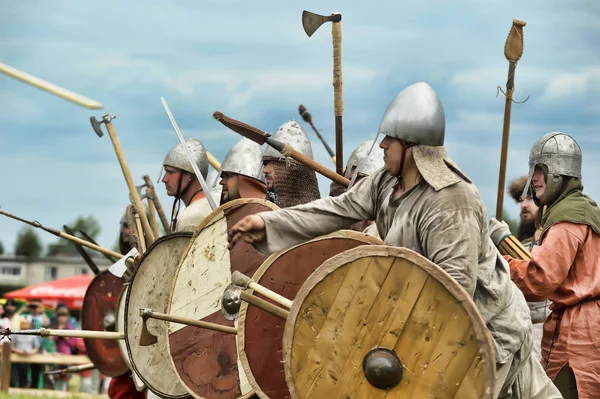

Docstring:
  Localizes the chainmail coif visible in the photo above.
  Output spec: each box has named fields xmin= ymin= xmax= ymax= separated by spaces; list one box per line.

xmin=268 ymin=159 xmax=320 ymax=208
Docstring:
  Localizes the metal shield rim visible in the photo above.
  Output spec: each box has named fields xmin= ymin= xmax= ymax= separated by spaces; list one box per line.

xmin=166 ymin=198 xmax=279 ymax=399
xmin=237 ymin=230 xmax=383 ymax=399
xmin=124 ymin=232 xmax=193 ymax=399
xmin=81 ymin=269 xmax=128 ymax=377
xmin=281 ymin=245 xmax=496 ymax=399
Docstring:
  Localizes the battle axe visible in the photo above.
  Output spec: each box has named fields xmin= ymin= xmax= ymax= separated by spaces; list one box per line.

xmin=90 ymin=115 xmax=156 ymax=245
xmin=213 ymin=111 xmax=350 ymax=187
xmin=302 ymin=11 xmax=344 ymax=175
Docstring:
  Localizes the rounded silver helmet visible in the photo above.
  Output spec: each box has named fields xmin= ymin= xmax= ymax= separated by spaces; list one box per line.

xmin=523 ymin=132 xmax=582 ymax=205
xmin=262 ymin=120 xmax=314 ymax=161
xmin=220 ymin=138 xmax=266 ymax=184
xmin=378 ymin=81 xmax=445 ymax=146
xmin=344 ymin=140 xmax=385 ymax=179
xmin=163 ymin=138 xmax=209 ymax=179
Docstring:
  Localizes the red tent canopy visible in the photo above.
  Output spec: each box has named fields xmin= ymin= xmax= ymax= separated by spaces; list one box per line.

xmin=4 ymin=274 xmax=94 ymax=310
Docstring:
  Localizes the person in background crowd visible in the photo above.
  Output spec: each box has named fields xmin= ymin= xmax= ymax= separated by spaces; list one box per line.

xmin=0 ymin=302 xmax=10 ymax=343
xmin=10 ymin=316 xmax=39 ymax=388
xmin=28 ymin=299 xmax=50 ymax=388
xmin=51 ymin=307 xmax=77 ymax=391
xmin=4 ymin=299 xmax=21 ymax=331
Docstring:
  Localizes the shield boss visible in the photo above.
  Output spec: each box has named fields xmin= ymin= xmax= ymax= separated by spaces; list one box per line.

xmin=125 ymin=232 xmax=193 ymax=398
xmin=238 ymin=230 xmax=382 ymax=398
xmin=81 ymin=270 xmax=128 ymax=377
xmin=167 ymin=198 xmax=279 ymax=399
xmin=283 ymin=246 xmax=496 ymax=399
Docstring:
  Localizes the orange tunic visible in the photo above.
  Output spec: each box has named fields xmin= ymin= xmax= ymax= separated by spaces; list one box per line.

xmin=506 ymin=222 xmax=600 ymax=399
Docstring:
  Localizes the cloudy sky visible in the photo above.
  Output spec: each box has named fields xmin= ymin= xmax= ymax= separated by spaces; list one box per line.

xmin=1 ymin=0 xmax=599 ymax=255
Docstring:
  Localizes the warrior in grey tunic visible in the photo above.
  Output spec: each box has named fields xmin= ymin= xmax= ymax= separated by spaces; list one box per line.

xmin=231 ymin=82 xmax=561 ymax=398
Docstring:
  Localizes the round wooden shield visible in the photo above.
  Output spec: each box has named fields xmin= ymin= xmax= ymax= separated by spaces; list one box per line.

xmin=167 ymin=198 xmax=279 ymax=399
xmin=117 ymin=285 xmax=146 ymax=392
xmin=81 ymin=270 xmax=128 ymax=377
xmin=238 ymin=230 xmax=383 ymax=399
xmin=125 ymin=232 xmax=193 ymax=399
xmin=283 ymin=246 xmax=496 ymax=399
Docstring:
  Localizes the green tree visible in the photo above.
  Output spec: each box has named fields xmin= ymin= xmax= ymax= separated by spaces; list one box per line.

xmin=0 ymin=241 xmax=4 ymax=255
xmin=46 ymin=215 xmax=102 ymax=257
xmin=14 ymin=227 xmax=42 ymax=257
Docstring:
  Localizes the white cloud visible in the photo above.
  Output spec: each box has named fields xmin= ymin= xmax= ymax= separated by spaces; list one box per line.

xmin=543 ymin=67 xmax=600 ymax=100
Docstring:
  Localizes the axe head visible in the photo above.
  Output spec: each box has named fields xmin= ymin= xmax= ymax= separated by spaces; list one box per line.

xmin=89 ymin=116 xmax=105 ymax=137
xmin=302 ymin=10 xmax=342 ymax=37
xmin=108 ymin=247 xmax=139 ymax=278
xmin=138 ymin=308 xmax=158 ymax=346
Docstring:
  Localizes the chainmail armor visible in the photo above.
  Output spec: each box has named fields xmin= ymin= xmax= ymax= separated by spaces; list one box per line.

xmin=270 ymin=159 xmax=320 ymax=208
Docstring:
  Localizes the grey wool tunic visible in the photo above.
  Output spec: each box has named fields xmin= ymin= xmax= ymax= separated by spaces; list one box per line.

xmin=255 ymin=168 xmax=531 ymax=364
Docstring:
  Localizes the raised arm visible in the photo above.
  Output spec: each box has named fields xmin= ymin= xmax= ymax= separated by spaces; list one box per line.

xmin=229 ymin=172 xmax=380 ymax=253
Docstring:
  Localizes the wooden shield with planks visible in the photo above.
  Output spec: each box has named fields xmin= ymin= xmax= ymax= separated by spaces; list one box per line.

xmin=283 ymin=246 xmax=496 ymax=399
xmin=125 ymin=232 xmax=193 ymax=398
xmin=81 ymin=270 xmax=128 ymax=377
xmin=167 ymin=198 xmax=279 ymax=399
xmin=238 ymin=230 xmax=383 ymax=399
xmin=116 ymin=285 xmax=146 ymax=391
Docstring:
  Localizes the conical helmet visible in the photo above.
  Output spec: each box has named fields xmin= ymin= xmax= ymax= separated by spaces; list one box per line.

xmin=523 ymin=132 xmax=582 ymax=205
xmin=344 ymin=140 xmax=385 ymax=179
xmin=163 ymin=138 xmax=209 ymax=179
xmin=263 ymin=120 xmax=314 ymax=161
xmin=378 ymin=82 xmax=445 ymax=146
xmin=220 ymin=138 xmax=266 ymax=184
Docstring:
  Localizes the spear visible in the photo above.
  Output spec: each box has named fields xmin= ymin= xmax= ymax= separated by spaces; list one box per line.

xmin=495 ymin=19 xmax=528 ymax=220
xmin=44 ymin=364 xmax=96 ymax=376
xmin=1 ymin=328 xmax=123 ymax=340
xmin=0 ymin=209 xmax=137 ymax=268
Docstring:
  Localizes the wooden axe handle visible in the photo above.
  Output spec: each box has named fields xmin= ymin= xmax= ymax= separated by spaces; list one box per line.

xmin=281 ymin=143 xmax=350 ymax=187
xmin=146 ymin=188 xmax=160 ymax=238
xmin=332 ymin=17 xmax=344 ymax=175
xmin=207 ymin=151 xmax=221 ymax=171
xmin=143 ymin=175 xmax=171 ymax=234
xmin=240 ymin=291 xmax=289 ymax=320
xmin=103 ymin=120 xmax=155 ymax=245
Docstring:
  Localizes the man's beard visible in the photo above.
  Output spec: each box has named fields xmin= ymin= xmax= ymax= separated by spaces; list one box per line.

xmin=517 ymin=217 xmax=537 ymax=241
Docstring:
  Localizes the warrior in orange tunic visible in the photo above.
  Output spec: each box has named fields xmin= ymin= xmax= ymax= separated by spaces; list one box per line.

xmin=490 ymin=132 xmax=600 ymax=399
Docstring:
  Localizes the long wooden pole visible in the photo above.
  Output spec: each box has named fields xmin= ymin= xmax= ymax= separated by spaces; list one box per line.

xmin=0 ymin=210 xmax=122 ymax=259
xmin=142 ymin=175 xmax=171 ymax=234
xmin=496 ymin=19 xmax=527 ymax=220
xmin=0 ymin=62 xmax=103 ymax=110
xmin=101 ymin=117 xmax=156 ymax=245
xmin=2 ymin=328 xmax=123 ymax=340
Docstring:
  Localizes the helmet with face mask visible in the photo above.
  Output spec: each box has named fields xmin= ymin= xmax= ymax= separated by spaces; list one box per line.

xmin=522 ymin=132 xmax=582 ymax=206
xmin=262 ymin=120 xmax=320 ymax=207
